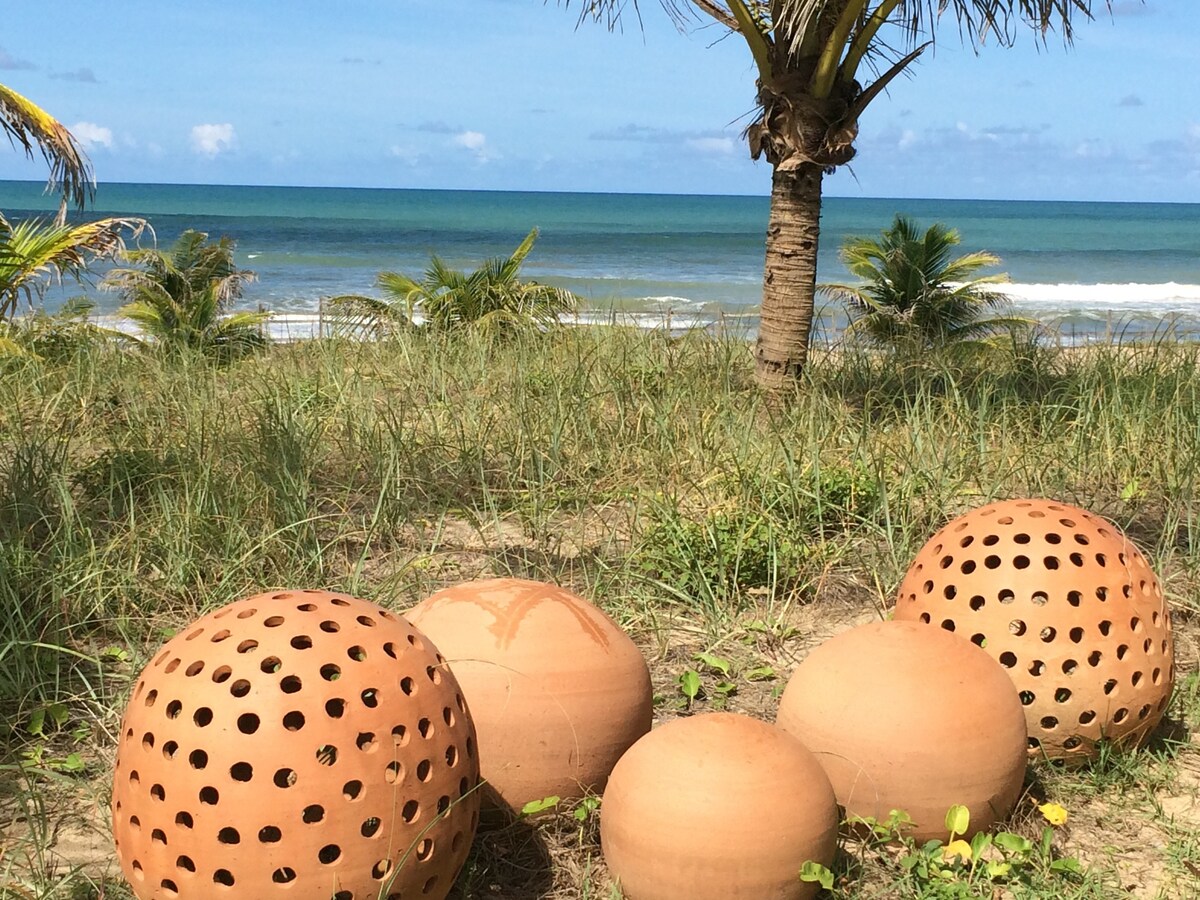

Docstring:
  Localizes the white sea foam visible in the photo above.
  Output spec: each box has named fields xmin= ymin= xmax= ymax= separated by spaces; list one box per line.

xmin=997 ymin=282 xmax=1200 ymax=308
xmin=90 ymin=281 xmax=1200 ymax=346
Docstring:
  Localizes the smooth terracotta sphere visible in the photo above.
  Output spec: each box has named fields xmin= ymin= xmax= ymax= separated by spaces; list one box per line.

xmin=406 ymin=578 xmax=652 ymax=813
xmin=111 ymin=589 xmax=480 ymax=900
xmin=601 ymin=713 xmax=837 ymax=900
xmin=894 ymin=498 xmax=1176 ymax=762
xmin=776 ymin=620 xmax=1028 ymax=842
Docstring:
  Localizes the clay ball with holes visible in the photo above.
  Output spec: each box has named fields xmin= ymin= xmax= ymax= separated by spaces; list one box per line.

xmin=407 ymin=578 xmax=653 ymax=814
xmin=893 ymin=498 xmax=1175 ymax=763
xmin=601 ymin=713 xmax=838 ymax=900
xmin=111 ymin=589 xmax=480 ymax=900
xmin=776 ymin=621 xmax=1028 ymax=842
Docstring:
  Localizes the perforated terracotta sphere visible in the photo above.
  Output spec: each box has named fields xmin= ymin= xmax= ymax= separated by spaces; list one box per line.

xmin=111 ymin=589 xmax=480 ymax=900
xmin=894 ymin=499 xmax=1175 ymax=763
xmin=407 ymin=578 xmax=653 ymax=814
xmin=601 ymin=713 xmax=838 ymax=900
xmin=776 ymin=621 xmax=1028 ymax=842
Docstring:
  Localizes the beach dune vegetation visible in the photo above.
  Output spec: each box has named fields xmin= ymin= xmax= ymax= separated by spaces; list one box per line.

xmin=104 ymin=229 xmax=269 ymax=360
xmin=332 ymin=227 xmax=581 ymax=337
xmin=821 ymin=214 xmax=1028 ymax=354
xmin=565 ymin=1 xmax=1111 ymax=389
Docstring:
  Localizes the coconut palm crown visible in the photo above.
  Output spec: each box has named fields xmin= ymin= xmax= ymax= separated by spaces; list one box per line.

xmin=104 ymin=229 xmax=269 ymax=359
xmin=564 ymin=1 xmax=1113 ymax=387
xmin=821 ymin=214 xmax=1027 ymax=351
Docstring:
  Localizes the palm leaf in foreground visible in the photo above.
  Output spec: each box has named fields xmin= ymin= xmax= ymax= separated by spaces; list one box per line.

xmin=0 ymin=216 xmax=146 ymax=320
xmin=0 ymin=82 xmax=93 ymax=216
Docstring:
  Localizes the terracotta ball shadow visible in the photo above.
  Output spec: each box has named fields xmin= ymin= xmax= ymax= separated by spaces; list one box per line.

xmin=407 ymin=578 xmax=653 ymax=815
xmin=894 ymin=498 xmax=1175 ymax=762
xmin=111 ymin=589 xmax=480 ymax=900
xmin=776 ymin=620 xmax=1028 ymax=842
xmin=601 ymin=713 xmax=838 ymax=900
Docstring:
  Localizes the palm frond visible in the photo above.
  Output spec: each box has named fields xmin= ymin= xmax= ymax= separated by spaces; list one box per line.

xmin=328 ymin=293 xmax=414 ymax=338
xmin=0 ymin=82 xmax=93 ymax=215
xmin=775 ymin=0 xmax=1100 ymax=56
xmin=0 ymin=216 xmax=145 ymax=319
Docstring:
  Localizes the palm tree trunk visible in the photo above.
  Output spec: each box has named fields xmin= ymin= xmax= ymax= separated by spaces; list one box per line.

xmin=753 ymin=162 xmax=824 ymax=389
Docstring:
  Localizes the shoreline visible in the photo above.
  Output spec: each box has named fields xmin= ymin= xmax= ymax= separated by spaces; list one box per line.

xmin=66 ymin=304 xmax=1200 ymax=348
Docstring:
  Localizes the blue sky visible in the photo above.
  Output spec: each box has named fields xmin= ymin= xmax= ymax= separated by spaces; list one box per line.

xmin=1 ymin=1 xmax=1196 ymax=201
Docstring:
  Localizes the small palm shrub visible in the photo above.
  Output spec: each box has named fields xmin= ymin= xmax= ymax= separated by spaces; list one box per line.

xmin=104 ymin=229 xmax=269 ymax=360
xmin=821 ymin=215 xmax=1030 ymax=353
xmin=332 ymin=228 xmax=581 ymax=337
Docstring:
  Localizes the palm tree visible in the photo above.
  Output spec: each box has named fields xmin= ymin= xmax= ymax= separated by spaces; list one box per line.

xmin=0 ymin=82 xmax=146 ymax=322
xmin=103 ymin=229 xmax=270 ymax=359
xmin=0 ymin=215 xmax=146 ymax=320
xmin=565 ymin=1 xmax=1110 ymax=388
xmin=821 ymin=214 xmax=1028 ymax=352
xmin=1 ymin=82 xmax=92 ymax=220
xmin=332 ymin=228 xmax=581 ymax=337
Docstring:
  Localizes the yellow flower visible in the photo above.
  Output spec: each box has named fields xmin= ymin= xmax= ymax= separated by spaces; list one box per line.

xmin=943 ymin=839 xmax=973 ymax=862
xmin=1039 ymin=802 xmax=1069 ymax=827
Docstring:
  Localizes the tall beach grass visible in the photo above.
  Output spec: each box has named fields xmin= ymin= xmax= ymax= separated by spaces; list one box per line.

xmin=1 ymin=325 xmax=1198 ymax=896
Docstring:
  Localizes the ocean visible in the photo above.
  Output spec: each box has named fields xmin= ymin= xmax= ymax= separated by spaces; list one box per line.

xmin=3 ymin=180 xmax=1200 ymax=342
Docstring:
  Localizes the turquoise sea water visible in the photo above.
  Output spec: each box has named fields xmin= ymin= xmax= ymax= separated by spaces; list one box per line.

xmin=4 ymin=180 xmax=1200 ymax=340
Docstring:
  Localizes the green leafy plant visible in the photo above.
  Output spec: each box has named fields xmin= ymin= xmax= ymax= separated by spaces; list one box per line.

xmin=824 ymin=803 xmax=1085 ymax=898
xmin=104 ymin=229 xmax=269 ymax=359
xmin=331 ymin=227 xmax=580 ymax=338
xmin=18 ymin=701 xmax=89 ymax=774
xmin=520 ymin=795 xmax=561 ymax=817
xmin=821 ymin=215 xmax=1030 ymax=355
xmin=677 ymin=669 xmax=702 ymax=709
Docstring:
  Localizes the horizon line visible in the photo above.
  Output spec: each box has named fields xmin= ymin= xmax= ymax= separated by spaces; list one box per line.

xmin=1 ymin=178 xmax=1197 ymax=207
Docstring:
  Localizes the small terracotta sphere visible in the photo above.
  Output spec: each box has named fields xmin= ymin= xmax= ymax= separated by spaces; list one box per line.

xmin=893 ymin=498 xmax=1176 ymax=762
xmin=111 ymin=589 xmax=481 ymax=900
xmin=601 ymin=713 xmax=838 ymax=900
xmin=406 ymin=578 xmax=653 ymax=814
xmin=776 ymin=620 xmax=1028 ymax=842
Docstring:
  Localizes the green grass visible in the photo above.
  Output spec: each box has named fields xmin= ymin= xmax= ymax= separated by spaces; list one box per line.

xmin=1 ymin=325 xmax=1198 ymax=898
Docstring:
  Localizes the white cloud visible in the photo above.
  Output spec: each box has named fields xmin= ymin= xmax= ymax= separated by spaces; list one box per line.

xmin=190 ymin=123 xmax=237 ymax=158
xmin=452 ymin=130 xmax=493 ymax=163
xmin=686 ymin=136 xmax=736 ymax=156
xmin=454 ymin=130 xmax=487 ymax=152
xmin=69 ymin=121 xmax=114 ymax=150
